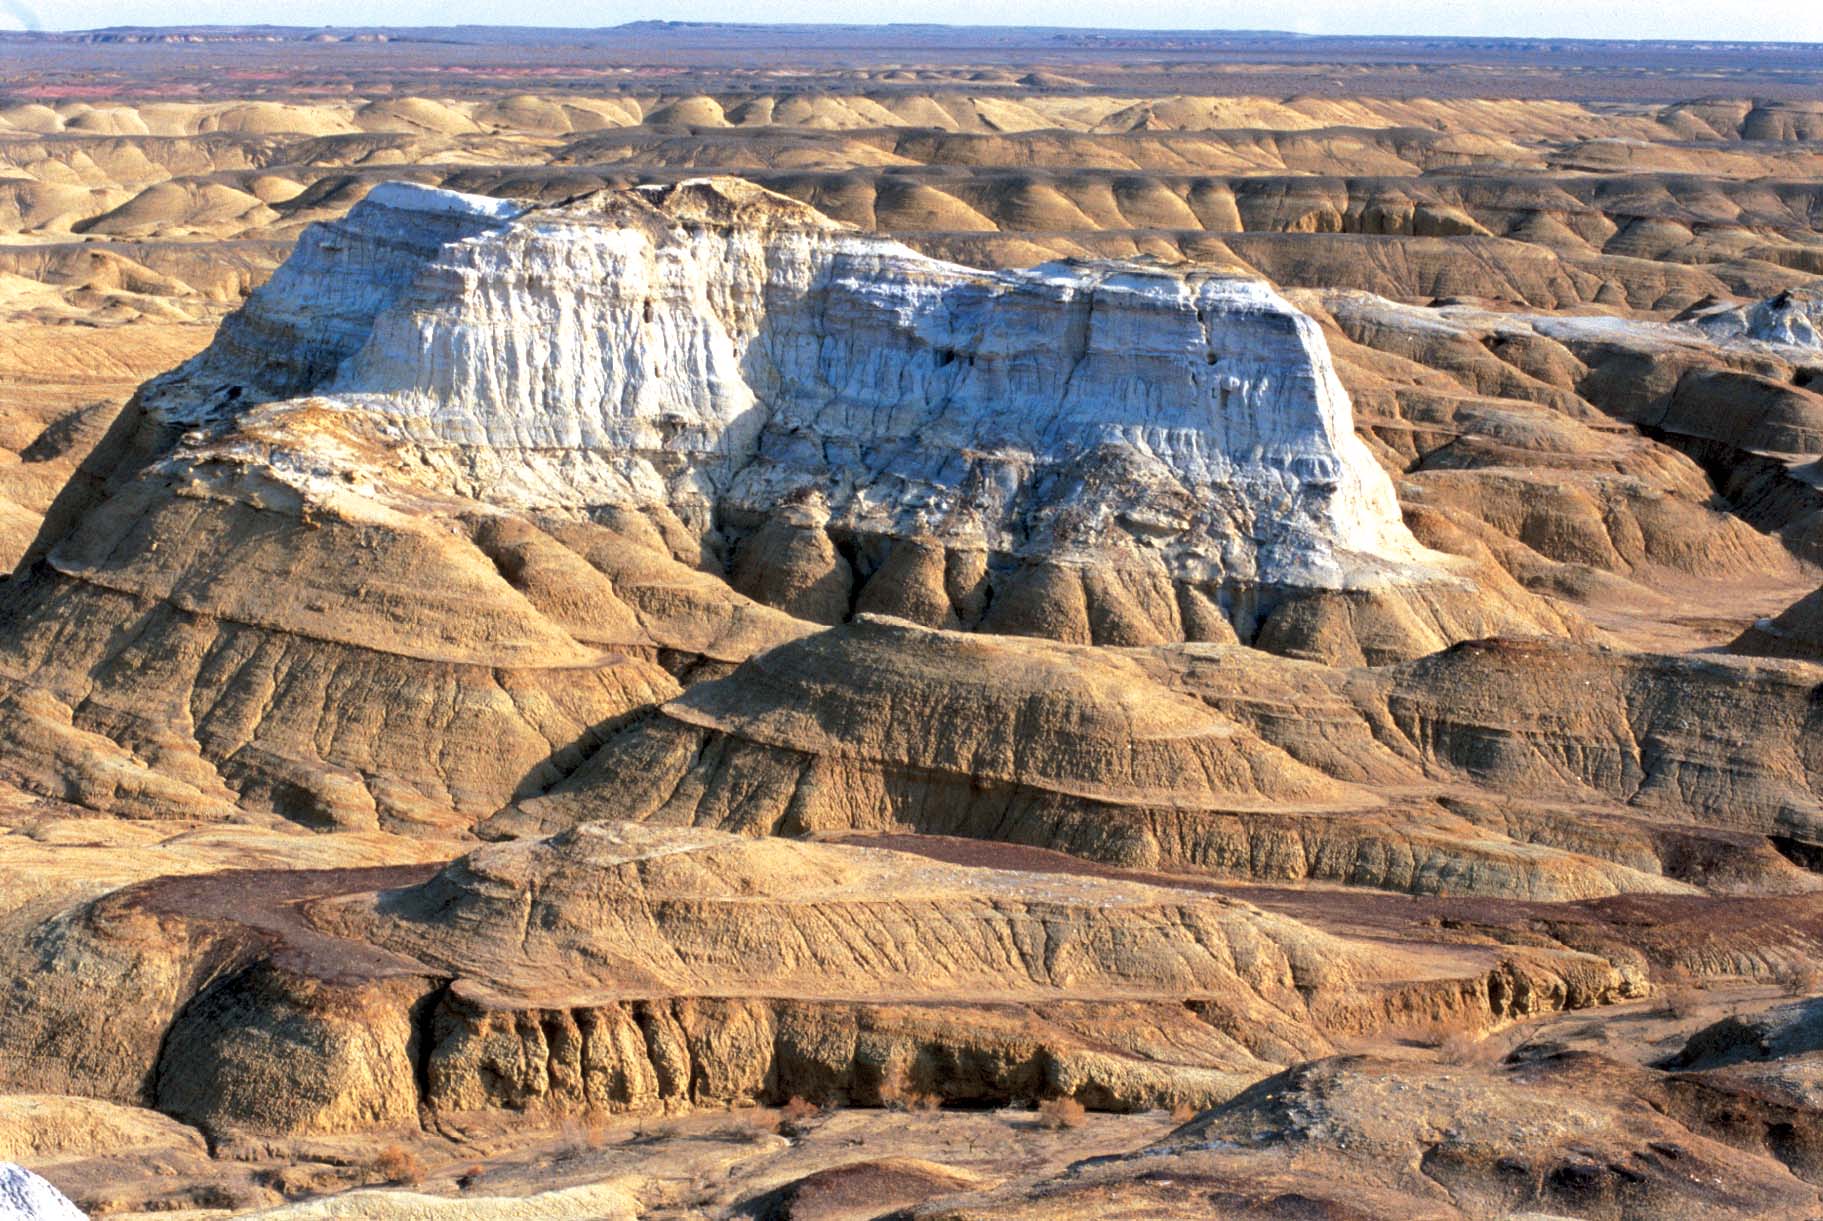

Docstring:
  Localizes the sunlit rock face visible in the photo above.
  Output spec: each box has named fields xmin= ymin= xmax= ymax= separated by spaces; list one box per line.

xmin=148 ymin=178 xmax=1436 ymax=595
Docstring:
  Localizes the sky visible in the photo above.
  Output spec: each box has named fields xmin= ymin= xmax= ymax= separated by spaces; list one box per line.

xmin=2 ymin=0 xmax=1821 ymax=41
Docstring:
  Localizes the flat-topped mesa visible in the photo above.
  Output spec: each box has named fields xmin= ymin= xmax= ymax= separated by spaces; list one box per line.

xmin=141 ymin=178 xmax=1472 ymax=647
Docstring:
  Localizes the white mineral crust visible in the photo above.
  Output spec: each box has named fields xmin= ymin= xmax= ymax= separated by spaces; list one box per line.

xmin=0 ymin=1163 xmax=85 ymax=1221
xmin=1693 ymin=287 xmax=1823 ymax=351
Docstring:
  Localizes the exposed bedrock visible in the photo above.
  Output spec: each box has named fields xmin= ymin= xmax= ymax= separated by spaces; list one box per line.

xmin=963 ymin=1051 xmax=1823 ymax=1220
xmin=0 ymin=178 xmax=1618 ymax=833
xmin=2 ymin=822 xmax=1647 ymax=1138
xmin=1734 ymin=584 xmax=1823 ymax=662
xmin=126 ymin=177 xmax=1564 ymax=656
xmin=497 ymin=616 xmax=1823 ymax=898
xmin=1308 ymin=288 xmax=1823 ymax=580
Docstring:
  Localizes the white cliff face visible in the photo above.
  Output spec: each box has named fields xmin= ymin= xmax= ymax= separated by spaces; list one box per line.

xmin=144 ymin=179 xmax=1437 ymax=592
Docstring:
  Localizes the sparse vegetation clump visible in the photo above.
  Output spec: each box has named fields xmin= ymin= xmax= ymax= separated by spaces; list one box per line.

xmin=371 ymin=1144 xmax=423 ymax=1186
xmin=720 ymin=1107 xmax=781 ymax=1142
xmin=630 ymin=1115 xmax=681 ymax=1145
xmin=1036 ymin=1097 xmax=1087 ymax=1130
xmin=1435 ymin=1031 xmax=1486 ymax=1065
xmin=1656 ymin=968 xmax=1708 ymax=1021
xmin=1774 ymin=962 xmax=1823 ymax=997
xmin=555 ymin=1111 xmax=609 ymax=1158
xmin=778 ymin=1095 xmax=823 ymax=1137
xmin=878 ymin=1065 xmax=942 ymax=1113
xmin=1370 ymin=1019 xmax=1517 ymax=1066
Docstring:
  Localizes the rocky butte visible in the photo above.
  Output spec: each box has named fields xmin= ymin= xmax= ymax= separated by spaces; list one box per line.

xmin=144 ymin=178 xmax=1537 ymax=647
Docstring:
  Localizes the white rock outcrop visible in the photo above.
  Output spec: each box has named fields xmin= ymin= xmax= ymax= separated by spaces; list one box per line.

xmin=0 ymin=1164 xmax=85 ymax=1221
xmin=146 ymin=178 xmax=1440 ymax=596
xmin=1691 ymin=287 xmax=1823 ymax=351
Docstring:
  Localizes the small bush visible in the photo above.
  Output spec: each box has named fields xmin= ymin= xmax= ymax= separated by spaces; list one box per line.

xmin=1656 ymin=967 xmax=1706 ymax=1020
xmin=1392 ymin=1019 xmax=1459 ymax=1051
xmin=878 ymin=1065 xmax=939 ymax=1113
xmin=1435 ymin=1031 xmax=1487 ymax=1065
xmin=882 ymin=1085 xmax=940 ymax=1112
xmin=721 ymin=1108 xmax=781 ymax=1142
xmin=777 ymin=1096 xmax=822 ymax=1137
xmin=685 ymin=1173 xmax=719 ymax=1210
xmin=1775 ymin=962 xmax=1823 ymax=998
xmin=1659 ymin=987 xmax=1705 ymax=1020
xmin=551 ymin=1111 xmax=610 ymax=1157
xmin=630 ymin=1115 xmax=680 ymax=1144
xmin=372 ymin=1144 xmax=423 ymax=1186
xmin=1036 ymin=1097 xmax=1087 ymax=1130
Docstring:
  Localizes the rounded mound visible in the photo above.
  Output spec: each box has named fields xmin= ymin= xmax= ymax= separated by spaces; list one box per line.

xmin=662 ymin=614 xmax=1350 ymax=808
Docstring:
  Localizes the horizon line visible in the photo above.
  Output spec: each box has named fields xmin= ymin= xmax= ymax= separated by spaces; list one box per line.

xmin=3 ymin=21 xmax=1822 ymax=48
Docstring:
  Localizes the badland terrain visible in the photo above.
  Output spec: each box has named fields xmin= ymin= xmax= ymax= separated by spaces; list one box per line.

xmin=0 ymin=20 xmax=1822 ymax=1220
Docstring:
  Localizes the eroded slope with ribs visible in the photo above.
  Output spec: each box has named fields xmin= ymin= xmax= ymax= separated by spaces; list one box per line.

xmin=0 ymin=177 xmax=1601 ymax=833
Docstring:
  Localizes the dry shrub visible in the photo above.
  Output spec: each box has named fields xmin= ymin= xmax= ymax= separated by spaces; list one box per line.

xmin=1436 ymin=1031 xmax=1491 ymax=1065
xmin=777 ymin=1095 xmax=821 ymax=1137
xmin=457 ymin=1163 xmax=486 ymax=1190
xmin=372 ymin=1144 xmax=423 ymax=1186
xmin=1169 ymin=1102 xmax=1198 ymax=1124
xmin=1774 ymin=962 xmax=1823 ymax=998
xmin=877 ymin=1065 xmax=907 ymax=1107
xmin=1036 ymin=1097 xmax=1087 ymax=1130
xmin=723 ymin=1107 xmax=781 ymax=1142
xmin=631 ymin=1115 xmax=680 ymax=1144
xmin=685 ymin=1173 xmax=720 ymax=1209
xmin=1334 ymin=1018 xmax=1506 ymax=1064
xmin=269 ymin=1163 xmax=355 ymax=1198
xmin=1386 ymin=1020 xmax=1519 ymax=1066
xmin=878 ymin=1064 xmax=938 ymax=1112
xmin=553 ymin=1111 xmax=610 ymax=1157
xmin=1656 ymin=967 xmax=1706 ymax=1021
xmin=1395 ymin=1019 xmax=1461 ymax=1051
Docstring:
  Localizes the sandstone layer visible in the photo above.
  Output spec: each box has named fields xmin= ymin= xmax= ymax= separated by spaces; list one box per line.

xmin=2 ymin=820 xmax=1647 ymax=1143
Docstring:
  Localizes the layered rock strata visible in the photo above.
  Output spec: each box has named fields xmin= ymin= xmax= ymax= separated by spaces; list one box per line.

xmin=500 ymin=617 xmax=1823 ymax=900
xmin=0 ymin=178 xmax=1609 ymax=832
xmin=131 ymin=178 xmax=1541 ymax=653
xmin=0 ymin=822 xmax=1645 ymax=1138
